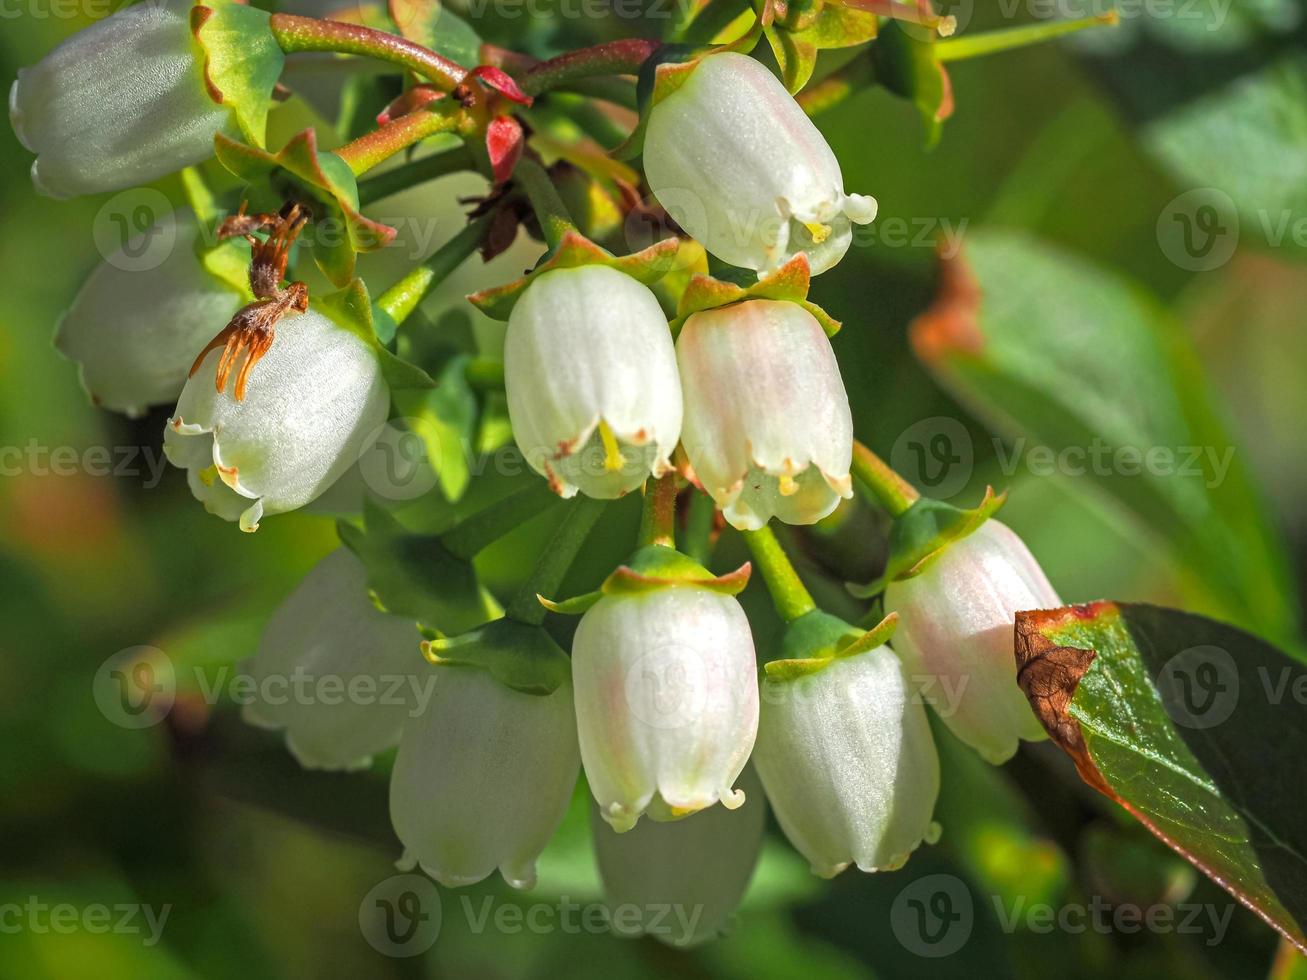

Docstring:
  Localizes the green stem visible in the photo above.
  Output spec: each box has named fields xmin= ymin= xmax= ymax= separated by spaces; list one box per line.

xmin=269 ymin=13 xmax=467 ymax=91
xmin=358 ymin=144 xmax=475 ymax=206
xmin=639 ymin=473 xmax=679 ymax=550
xmin=334 ymin=107 xmax=468 ymax=176
xmin=682 ymin=489 xmax=717 ymax=566
xmin=514 ymin=157 xmax=577 ymax=250
xmin=850 ymin=440 xmax=919 ymax=518
xmin=521 ymin=38 xmax=661 ymax=97
xmin=507 ymin=497 xmax=608 ymax=625
xmin=742 ymin=526 xmax=815 ymax=623
xmin=936 ymin=12 xmax=1120 ymax=62
xmin=375 ymin=210 xmax=497 ymax=325
xmin=440 ymin=484 xmax=561 ymax=560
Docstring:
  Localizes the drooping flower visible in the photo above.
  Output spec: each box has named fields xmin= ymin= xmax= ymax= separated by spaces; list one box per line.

xmin=389 ymin=661 xmax=580 ymax=890
xmin=643 ymin=52 xmax=876 ymax=277
xmin=242 ymin=549 xmax=424 ymax=771
xmin=571 ymin=554 xmax=759 ymax=832
xmin=591 ymin=765 xmax=765 ymax=946
xmin=504 ymin=265 xmax=682 ymax=499
xmin=753 ymin=612 xmax=940 ymax=877
xmin=9 ymin=0 xmax=236 ymax=198
xmin=885 ymin=519 xmax=1058 ymax=764
xmin=677 ymin=299 xmax=853 ymax=530
xmin=164 ymin=308 xmax=389 ymax=532
xmin=54 ymin=210 xmax=244 ymax=417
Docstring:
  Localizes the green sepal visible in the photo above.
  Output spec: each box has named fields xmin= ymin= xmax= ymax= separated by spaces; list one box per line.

xmin=848 ymin=486 xmax=1006 ymax=598
xmin=337 ymin=500 xmax=489 ymax=636
xmin=871 ymin=20 xmax=954 ymax=149
xmin=422 ymin=617 xmax=570 ymax=696
xmin=315 ymin=279 xmax=437 ymax=392
xmin=213 ymin=129 xmax=397 ymax=287
xmin=539 ymin=544 xmax=752 ymax=615
xmin=614 ymin=20 xmax=765 ymax=160
xmin=191 ymin=0 xmax=284 ymax=148
xmin=764 ymin=610 xmax=899 ymax=681
xmin=764 ymin=4 xmax=878 ymax=93
xmin=671 ymin=252 xmax=840 ymax=336
xmin=467 ymin=230 xmax=681 ymax=321
xmin=603 ymin=545 xmax=751 ymax=597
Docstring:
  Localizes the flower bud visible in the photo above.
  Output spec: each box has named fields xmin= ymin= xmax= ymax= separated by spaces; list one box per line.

xmin=389 ymin=665 xmax=580 ymax=890
xmin=592 ymin=766 xmax=765 ymax=946
xmin=754 ymin=632 xmax=940 ymax=877
xmin=242 ymin=549 xmax=423 ymax=770
xmin=677 ymin=299 xmax=853 ymax=530
xmin=55 ymin=211 xmax=244 ymax=417
xmin=885 ymin=520 xmax=1058 ymax=764
xmin=505 ymin=265 xmax=682 ymax=499
xmin=572 ymin=585 xmax=759 ymax=832
xmin=165 ymin=309 xmax=390 ymax=532
xmin=9 ymin=1 xmax=235 ymax=198
xmin=643 ymin=52 xmax=876 ymax=276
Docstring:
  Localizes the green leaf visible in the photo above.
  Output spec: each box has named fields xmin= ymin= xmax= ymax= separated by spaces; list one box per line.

xmin=871 ymin=21 xmax=954 ymax=148
xmin=913 ymin=229 xmax=1299 ymax=648
xmin=1077 ymin=4 xmax=1307 ymax=256
xmin=764 ymin=5 xmax=878 ymax=94
xmin=392 ymin=355 xmax=477 ymax=502
xmin=337 ymin=501 xmax=490 ymax=635
xmin=191 ymin=1 xmax=285 ymax=148
xmin=213 ymin=129 xmax=396 ymax=287
xmin=388 ymin=0 xmax=482 ymax=68
xmin=1015 ymin=601 xmax=1307 ymax=952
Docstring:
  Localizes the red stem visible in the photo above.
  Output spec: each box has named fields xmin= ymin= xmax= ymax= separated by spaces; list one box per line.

xmin=521 ymin=38 xmax=661 ymax=96
xmin=269 ymin=13 xmax=468 ymax=91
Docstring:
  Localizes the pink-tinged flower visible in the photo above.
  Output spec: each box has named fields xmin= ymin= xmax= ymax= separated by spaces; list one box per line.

xmin=505 ymin=265 xmax=682 ymax=499
xmin=677 ymin=299 xmax=853 ymax=530
xmin=886 ymin=520 xmax=1059 ymax=763
xmin=643 ymin=52 xmax=876 ymax=276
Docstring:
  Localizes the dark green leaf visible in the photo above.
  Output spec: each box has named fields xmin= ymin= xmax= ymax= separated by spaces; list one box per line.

xmin=1016 ymin=601 xmax=1307 ymax=951
xmin=913 ymin=229 xmax=1300 ymax=648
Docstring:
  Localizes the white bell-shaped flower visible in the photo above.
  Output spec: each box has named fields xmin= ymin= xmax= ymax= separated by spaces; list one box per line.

xmin=677 ymin=299 xmax=853 ymax=530
xmin=643 ymin=52 xmax=876 ymax=277
xmin=505 ymin=265 xmax=682 ymax=499
xmin=885 ymin=520 xmax=1059 ymax=764
xmin=242 ymin=549 xmax=425 ymax=771
xmin=754 ymin=643 xmax=940 ymax=877
xmin=572 ymin=586 xmax=759 ymax=832
xmin=9 ymin=0 xmax=235 ymax=198
xmin=165 ymin=310 xmax=390 ymax=532
xmin=389 ymin=665 xmax=580 ymax=890
xmin=592 ymin=766 xmax=765 ymax=946
xmin=55 ymin=211 xmax=244 ymax=417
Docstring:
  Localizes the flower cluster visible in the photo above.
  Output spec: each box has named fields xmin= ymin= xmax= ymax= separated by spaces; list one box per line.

xmin=13 ymin=2 xmax=1074 ymax=948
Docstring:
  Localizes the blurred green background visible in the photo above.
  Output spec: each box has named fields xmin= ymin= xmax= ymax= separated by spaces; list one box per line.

xmin=2 ymin=2 xmax=1306 ymax=977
